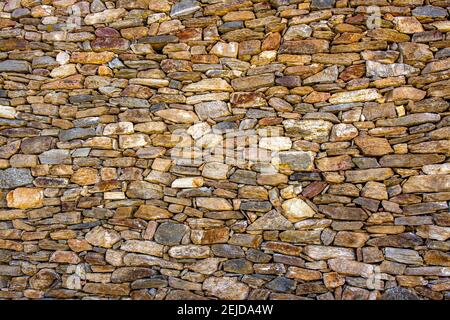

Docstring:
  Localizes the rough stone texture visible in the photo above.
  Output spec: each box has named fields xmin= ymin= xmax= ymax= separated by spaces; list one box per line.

xmin=0 ymin=0 xmax=448 ymax=301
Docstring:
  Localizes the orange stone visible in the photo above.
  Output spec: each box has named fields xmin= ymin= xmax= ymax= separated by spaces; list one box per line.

xmin=6 ymin=188 xmax=44 ymax=209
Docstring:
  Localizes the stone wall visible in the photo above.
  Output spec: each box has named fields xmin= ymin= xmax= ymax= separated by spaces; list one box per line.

xmin=0 ymin=0 xmax=449 ymax=300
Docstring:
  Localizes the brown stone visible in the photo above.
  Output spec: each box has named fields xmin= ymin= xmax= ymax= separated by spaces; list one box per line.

xmin=71 ymin=168 xmax=99 ymax=186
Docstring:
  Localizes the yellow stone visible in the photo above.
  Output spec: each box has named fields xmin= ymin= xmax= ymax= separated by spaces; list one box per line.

xmin=7 ymin=188 xmax=44 ymax=209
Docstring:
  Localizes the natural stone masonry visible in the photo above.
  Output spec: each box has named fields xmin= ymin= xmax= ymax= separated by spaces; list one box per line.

xmin=0 ymin=0 xmax=448 ymax=301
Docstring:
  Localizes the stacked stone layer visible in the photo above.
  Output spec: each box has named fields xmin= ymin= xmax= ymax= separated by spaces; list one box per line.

xmin=0 ymin=0 xmax=449 ymax=300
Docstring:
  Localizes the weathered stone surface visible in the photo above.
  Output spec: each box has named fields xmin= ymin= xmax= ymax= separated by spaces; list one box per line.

xmin=83 ymin=283 xmax=130 ymax=296
xmin=376 ymin=113 xmax=441 ymax=127
xmin=304 ymin=245 xmax=354 ymax=260
xmin=71 ymin=168 xmax=99 ymax=186
xmin=277 ymin=151 xmax=315 ymax=171
xmin=203 ymin=277 xmax=249 ymax=300
xmin=0 ymin=0 xmax=446 ymax=301
xmin=283 ymin=120 xmax=333 ymax=143
xmin=354 ymin=134 xmax=393 ymax=156
xmin=7 ymin=188 xmax=43 ymax=209
xmin=247 ymin=210 xmax=293 ymax=231
xmin=259 ymin=137 xmax=292 ymax=151
xmin=196 ymin=197 xmax=233 ymax=211
xmin=183 ymin=79 xmax=233 ymax=92
xmin=403 ymin=175 xmax=450 ymax=193
xmin=284 ymin=25 xmax=312 ymax=41
xmin=328 ymin=258 xmax=373 ymax=278
xmin=231 ymin=74 xmax=275 ymax=91
xmin=85 ymin=227 xmax=121 ymax=249
xmin=330 ymin=124 xmax=358 ymax=142
xmin=304 ymin=66 xmax=338 ymax=85
xmin=70 ymin=52 xmax=115 ymax=64
xmin=380 ymin=154 xmax=445 ymax=168
xmin=170 ymin=0 xmax=201 ymax=17
xmin=382 ymin=287 xmax=419 ymax=300
xmin=320 ymin=205 xmax=368 ymax=221
xmin=111 ymin=267 xmax=156 ymax=283
xmin=191 ymin=227 xmax=229 ymax=245
xmin=329 ymin=89 xmax=382 ymax=104
xmin=168 ymin=245 xmax=211 ymax=259
xmin=316 ymin=155 xmax=354 ymax=172
xmin=279 ymin=40 xmax=329 ymax=54
xmin=282 ymin=199 xmax=316 ymax=222
xmin=0 ymin=60 xmax=30 ymax=73
xmin=0 ymin=168 xmax=33 ymax=188
xmin=30 ymin=269 xmax=59 ymax=290
xmin=155 ymin=109 xmax=199 ymax=124
xmin=385 ymin=248 xmax=423 ymax=265
xmin=85 ymin=9 xmax=127 ymax=25
xmin=121 ymin=240 xmax=164 ymax=257
xmin=195 ymin=101 xmax=230 ymax=120
xmin=367 ymin=61 xmax=419 ymax=78
xmin=172 ymin=177 xmax=204 ymax=188
xmin=345 ymin=168 xmax=394 ymax=183
xmin=135 ymin=205 xmax=173 ymax=220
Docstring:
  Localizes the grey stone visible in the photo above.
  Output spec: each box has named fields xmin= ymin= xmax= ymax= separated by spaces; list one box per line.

xmin=0 ymin=168 xmax=33 ymax=188
xmin=59 ymin=128 xmax=96 ymax=142
xmin=304 ymin=65 xmax=339 ymax=84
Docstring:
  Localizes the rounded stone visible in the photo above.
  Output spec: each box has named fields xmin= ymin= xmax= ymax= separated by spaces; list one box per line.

xmin=154 ymin=222 xmax=188 ymax=246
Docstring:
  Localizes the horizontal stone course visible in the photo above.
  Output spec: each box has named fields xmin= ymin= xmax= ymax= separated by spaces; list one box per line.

xmin=0 ymin=0 xmax=448 ymax=301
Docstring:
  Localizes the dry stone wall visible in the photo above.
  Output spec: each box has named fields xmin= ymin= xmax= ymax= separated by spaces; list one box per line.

xmin=0 ymin=0 xmax=449 ymax=300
